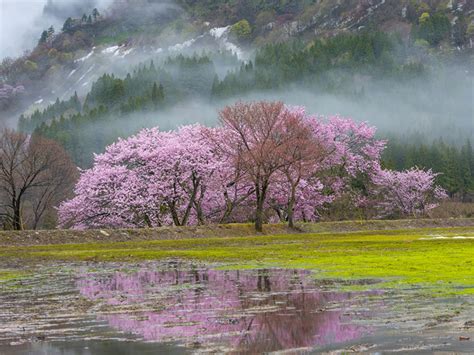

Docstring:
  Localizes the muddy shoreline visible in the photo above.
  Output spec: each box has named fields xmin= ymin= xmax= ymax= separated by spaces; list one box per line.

xmin=2 ymin=218 xmax=474 ymax=246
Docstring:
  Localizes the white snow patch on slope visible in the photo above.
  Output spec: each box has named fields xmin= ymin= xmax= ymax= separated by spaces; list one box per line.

xmin=76 ymin=64 xmax=95 ymax=84
xmin=76 ymin=49 xmax=95 ymax=62
xmin=67 ymin=69 xmax=77 ymax=78
xmin=168 ymin=38 xmax=198 ymax=52
xmin=102 ymin=45 xmax=120 ymax=54
xmin=209 ymin=26 xmax=245 ymax=60
xmin=119 ymin=47 xmax=134 ymax=57
xmin=210 ymin=26 xmax=230 ymax=39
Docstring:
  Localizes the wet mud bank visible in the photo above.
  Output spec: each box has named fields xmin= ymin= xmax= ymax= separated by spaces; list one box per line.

xmin=2 ymin=218 xmax=474 ymax=246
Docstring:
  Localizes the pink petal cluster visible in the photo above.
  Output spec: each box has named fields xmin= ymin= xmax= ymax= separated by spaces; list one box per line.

xmin=58 ymin=106 xmax=446 ymax=229
xmin=59 ymin=125 xmax=232 ymax=229
xmin=371 ymin=167 xmax=448 ymax=217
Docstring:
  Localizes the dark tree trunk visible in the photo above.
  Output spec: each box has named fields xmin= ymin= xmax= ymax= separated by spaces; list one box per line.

xmin=194 ymin=185 xmax=206 ymax=225
xmin=143 ymin=214 xmax=152 ymax=228
xmin=287 ymin=184 xmax=297 ymax=229
xmin=181 ymin=175 xmax=200 ymax=226
xmin=254 ymin=182 xmax=268 ymax=232
xmin=287 ymin=204 xmax=295 ymax=228
xmin=12 ymin=202 xmax=22 ymax=230
xmin=255 ymin=200 xmax=264 ymax=232
xmin=169 ymin=202 xmax=182 ymax=226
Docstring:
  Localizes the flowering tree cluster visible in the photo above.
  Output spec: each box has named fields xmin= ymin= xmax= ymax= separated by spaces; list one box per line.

xmin=59 ymin=126 xmax=228 ymax=229
xmin=371 ymin=167 xmax=448 ymax=218
xmin=58 ymin=101 xmax=447 ymax=230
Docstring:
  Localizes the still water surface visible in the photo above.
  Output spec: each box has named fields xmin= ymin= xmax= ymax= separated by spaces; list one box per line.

xmin=1 ymin=261 xmax=473 ymax=353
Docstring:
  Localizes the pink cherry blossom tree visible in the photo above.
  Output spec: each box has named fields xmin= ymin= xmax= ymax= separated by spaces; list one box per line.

xmin=216 ymin=101 xmax=306 ymax=232
xmin=59 ymin=125 xmax=230 ymax=228
xmin=58 ymin=102 xmax=447 ymax=230
xmin=266 ymin=113 xmax=387 ymax=225
xmin=370 ymin=167 xmax=448 ymax=218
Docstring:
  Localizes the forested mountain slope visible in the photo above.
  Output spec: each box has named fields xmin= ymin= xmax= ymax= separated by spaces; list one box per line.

xmin=1 ymin=0 xmax=473 ymax=200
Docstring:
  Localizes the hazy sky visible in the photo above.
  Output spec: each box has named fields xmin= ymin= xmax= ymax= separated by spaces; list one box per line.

xmin=0 ymin=0 xmax=46 ymax=59
xmin=0 ymin=0 xmax=113 ymax=60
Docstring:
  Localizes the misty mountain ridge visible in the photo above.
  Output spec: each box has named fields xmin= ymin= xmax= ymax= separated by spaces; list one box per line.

xmin=1 ymin=0 xmax=473 ymax=143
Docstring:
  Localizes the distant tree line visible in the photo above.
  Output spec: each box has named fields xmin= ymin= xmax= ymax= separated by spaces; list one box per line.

xmin=383 ymin=137 xmax=474 ymax=200
xmin=211 ymin=32 xmax=425 ymax=98
xmin=19 ymin=92 xmax=81 ymax=132
xmin=19 ymin=55 xmax=218 ymax=166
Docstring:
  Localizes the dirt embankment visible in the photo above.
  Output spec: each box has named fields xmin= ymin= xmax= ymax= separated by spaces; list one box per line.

xmin=1 ymin=218 xmax=474 ymax=246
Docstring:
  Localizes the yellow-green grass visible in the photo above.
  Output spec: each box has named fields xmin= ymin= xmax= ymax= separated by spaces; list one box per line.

xmin=0 ymin=270 xmax=26 ymax=282
xmin=1 ymin=226 xmax=474 ymax=295
xmin=3 ymin=218 xmax=473 ymax=246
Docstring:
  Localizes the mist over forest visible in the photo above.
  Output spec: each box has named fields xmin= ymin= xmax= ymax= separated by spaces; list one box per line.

xmin=3 ymin=4 xmax=474 ymax=354
xmin=0 ymin=0 xmax=473 ymax=229
xmin=1 ymin=1 xmax=472 ymax=136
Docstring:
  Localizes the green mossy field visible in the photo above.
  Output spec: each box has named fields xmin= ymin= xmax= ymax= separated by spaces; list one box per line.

xmin=2 ymin=223 xmax=474 ymax=296
xmin=0 ymin=270 xmax=26 ymax=282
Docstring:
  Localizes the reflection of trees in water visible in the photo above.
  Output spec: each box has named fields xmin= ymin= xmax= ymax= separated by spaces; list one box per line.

xmin=77 ymin=267 xmax=371 ymax=352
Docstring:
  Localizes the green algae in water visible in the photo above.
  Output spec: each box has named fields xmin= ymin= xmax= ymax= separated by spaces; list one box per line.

xmin=1 ymin=226 xmax=474 ymax=295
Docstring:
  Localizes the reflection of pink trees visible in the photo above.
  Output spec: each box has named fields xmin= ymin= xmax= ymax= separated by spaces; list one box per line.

xmin=78 ymin=268 xmax=371 ymax=352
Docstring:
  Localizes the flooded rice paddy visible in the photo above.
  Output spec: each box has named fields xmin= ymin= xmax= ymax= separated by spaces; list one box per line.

xmin=1 ymin=261 xmax=474 ymax=354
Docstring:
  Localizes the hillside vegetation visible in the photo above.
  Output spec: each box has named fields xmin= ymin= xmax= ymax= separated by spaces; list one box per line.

xmin=0 ymin=0 xmax=473 ymax=230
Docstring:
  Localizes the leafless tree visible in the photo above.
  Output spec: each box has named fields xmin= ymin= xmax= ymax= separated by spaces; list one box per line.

xmin=278 ymin=112 xmax=325 ymax=228
xmin=218 ymin=101 xmax=319 ymax=231
xmin=0 ymin=129 xmax=77 ymax=230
